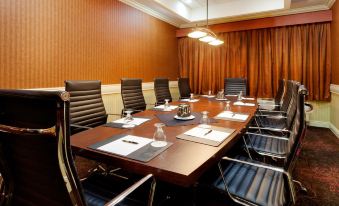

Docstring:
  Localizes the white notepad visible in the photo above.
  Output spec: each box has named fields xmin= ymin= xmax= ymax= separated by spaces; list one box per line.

xmin=242 ymin=97 xmax=255 ymax=100
xmin=113 ymin=117 xmax=150 ymax=125
xmin=154 ymin=105 xmax=178 ymax=111
xmin=180 ymin=99 xmax=199 ymax=102
xmin=184 ymin=126 xmax=231 ymax=142
xmin=201 ymin=95 xmax=215 ymax=98
xmin=216 ymin=111 xmax=249 ymax=121
xmin=97 ymin=135 xmax=152 ymax=156
xmin=233 ymin=101 xmax=256 ymax=107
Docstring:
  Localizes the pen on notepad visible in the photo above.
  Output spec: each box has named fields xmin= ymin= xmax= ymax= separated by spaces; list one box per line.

xmin=204 ymin=129 xmax=213 ymax=136
xmin=122 ymin=140 xmax=139 ymax=144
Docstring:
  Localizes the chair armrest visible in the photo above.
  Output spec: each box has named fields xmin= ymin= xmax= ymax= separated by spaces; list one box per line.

xmin=248 ymin=126 xmax=291 ymax=133
xmin=246 ymin=132 xmax=289 ymax=141
xmin=255 ymin=114 xmax=287 ymax=119
xmin=70 ymin=124 xmax=92 ymax=129
xmin=105 ymin=174 xmax=155 ymax=206
xmin=257 ymin=110 xmax=286 ymax=114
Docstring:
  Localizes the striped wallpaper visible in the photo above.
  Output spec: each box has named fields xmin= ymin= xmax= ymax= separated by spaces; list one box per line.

xmin=0 ymin=0 xmax=179 ymax=89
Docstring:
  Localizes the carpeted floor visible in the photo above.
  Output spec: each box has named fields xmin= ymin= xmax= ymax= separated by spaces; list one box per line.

xmin=293 ymin=127 xmax=339 ymax=206
xmin=76 ymin=126 xmax=339 ymax=205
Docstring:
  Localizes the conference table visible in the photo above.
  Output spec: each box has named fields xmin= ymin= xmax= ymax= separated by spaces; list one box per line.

xmin=71 ymin=97 xmax=257 ymax=187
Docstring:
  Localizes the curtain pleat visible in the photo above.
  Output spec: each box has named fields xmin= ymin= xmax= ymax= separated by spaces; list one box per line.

xmin=178 ymin=23 xmax=331 ymax=101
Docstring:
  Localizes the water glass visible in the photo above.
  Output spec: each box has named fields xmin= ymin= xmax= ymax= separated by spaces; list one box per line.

xmin=190 ymin=93 xmax=194 ymax=100
xmin=164 ymin=99 xmax=170 ymax=111
xmin=151 ymin=123 xmax=167 ymax=147
xmin=225 ymin=101 xmax=231 ymax=111
xmin=124 ymin=110 xmax=134 ymax=123
xmin=200 ymin=111 xmax=211 ymax=128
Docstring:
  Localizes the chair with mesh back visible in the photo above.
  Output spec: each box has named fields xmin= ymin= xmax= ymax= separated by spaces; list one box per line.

xmin=121 ymin=78 xmax=147 ymax=116
xmin=0 ymin=89 xmax=155 ymax=206
xmin=224 ymin=78 xmax=247 ymax=96
xmin=178 ymin=77 xmax=191 ymax=99
xmin=211 ymin=86 xmax=308 ymax=206
xmin=65 ymin=80 xmax=108 ymax=135
xmin=154 ymin=78 xmax=172 ymax=105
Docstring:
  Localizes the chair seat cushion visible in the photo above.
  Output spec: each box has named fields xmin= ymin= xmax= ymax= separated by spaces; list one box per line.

xmin=82 ymin=173 xmax=145 ymax=206
xmin=245 ymin=134 xmax=289 ymax=156
xmin=213 ymin=156 xmax=287 ymax=206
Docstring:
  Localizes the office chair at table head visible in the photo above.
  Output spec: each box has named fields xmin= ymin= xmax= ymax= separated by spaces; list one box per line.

xmin=0 ymin=89 xmax=155 ymax=206
xmin=224 ymin=78 xmax=247 ymax=96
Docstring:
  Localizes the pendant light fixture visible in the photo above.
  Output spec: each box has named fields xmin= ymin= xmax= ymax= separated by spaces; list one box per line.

xmin=187 ymin=0 xmax=223 ymax=46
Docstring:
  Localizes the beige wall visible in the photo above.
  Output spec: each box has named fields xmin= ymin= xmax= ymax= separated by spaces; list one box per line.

xmin=330 ymin=88 xmax=339 ymax=136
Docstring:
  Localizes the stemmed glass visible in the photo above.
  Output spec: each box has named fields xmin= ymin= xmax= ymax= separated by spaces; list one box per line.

xmin=124 ymin=110 xmax=134 ymax=123
xmin=225 ymin=101 xmax=231 ymax=111
xmin=151 ymin=123 xmax=167 ymax=147
xmin=164 ymin=99 xmax=170 ymax=111
xmin=237 ymin=91 xmax=243 ymax=102
xmin=200 ymin=111 xmax=211 ymax=129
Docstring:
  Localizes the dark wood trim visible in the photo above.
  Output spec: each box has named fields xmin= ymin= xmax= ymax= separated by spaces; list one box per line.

xmin=176 ymin=10 xmax=332 ymax=37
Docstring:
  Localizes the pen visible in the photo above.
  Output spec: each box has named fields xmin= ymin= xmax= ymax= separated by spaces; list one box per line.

xmin=204 ymin=129 xmax=213 ymax=136
xmin=122 ymin=140 xmax=139 ymax=144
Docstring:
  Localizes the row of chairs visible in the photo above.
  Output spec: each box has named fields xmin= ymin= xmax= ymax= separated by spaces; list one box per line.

xmin=210 ymin=80 xmax=308 ymax=206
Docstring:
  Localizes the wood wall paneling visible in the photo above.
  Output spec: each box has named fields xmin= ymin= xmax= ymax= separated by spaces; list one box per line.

xmin=176 ymin=10 xmax=332 ymax=37
xmin=332 ymin=2 xmax=339 ymax=84
xmin=0 ymin=0 xmax=179 ymax=89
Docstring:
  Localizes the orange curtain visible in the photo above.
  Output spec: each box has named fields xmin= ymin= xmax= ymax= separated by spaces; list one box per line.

xmin=178 ymin=23 xmax=331 ymax=101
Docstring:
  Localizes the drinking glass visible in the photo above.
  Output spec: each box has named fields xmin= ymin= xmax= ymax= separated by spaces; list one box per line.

xmin=237 ymin=91 xmax=243 ymax=101
xmin=124 ymin=110 xmax=134 ymax=123
xmin=225 ymin=101 xmax=231 ymax=111
xmin=164 ymin=99 xmax=170 ymax=111
xmin=208 ymin=90 xmax=212 ymax=96
xmin=190 ymin=93 xmax=194 ymax=100
xmin=200 ymin=111 xmax=211 ymax=128
xmin=151 ymin=123 xmax=167 ymax=147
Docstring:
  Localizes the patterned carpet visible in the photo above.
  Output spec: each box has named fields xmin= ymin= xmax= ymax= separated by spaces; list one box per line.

xmin=76 ymin=126 xmax=339 ymax=205
xmin=294 ymin=127 xmax=339 ymax=206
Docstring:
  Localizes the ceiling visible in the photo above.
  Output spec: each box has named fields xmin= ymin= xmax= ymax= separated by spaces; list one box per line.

xmin=119 ymin=0 xmax=335 ymax=28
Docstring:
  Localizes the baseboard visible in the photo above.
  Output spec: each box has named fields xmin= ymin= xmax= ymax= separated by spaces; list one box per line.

xmin=307 ymin=120 xmax=330 ymax=128
xmin=329 ymin=123 xmax=339 ymax=138
xmin=308 ymin=120 xmax=339 ymax=138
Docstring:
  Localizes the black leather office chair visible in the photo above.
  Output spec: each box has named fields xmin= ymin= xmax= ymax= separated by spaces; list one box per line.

xmin=244 ymin=85 xmax=308 ymax=162
xmin=65 ymin=80 xmax=108 ymax=135
xmin=0 ymin=89 xmax=155 ymax=206
xmin=211 ymin=86 xmax=308 ymax=206
xmin=121 ymin=78 xmax=146 ymax=116
xmin=224 ymin=78 xmax=247 ymax=96
xmin=154 ymin=78 xmax=172 ymax=105
xmin=253 ymin=81 xmax=300 ymax=131
xmin=178 ymin=77 xmax=191 ymax=99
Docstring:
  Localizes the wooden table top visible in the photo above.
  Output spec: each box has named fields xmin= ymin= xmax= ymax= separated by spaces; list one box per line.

xmin=71 ymin=97 xmax=257 ymax=187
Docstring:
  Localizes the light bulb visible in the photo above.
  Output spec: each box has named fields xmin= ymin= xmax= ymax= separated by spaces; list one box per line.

xmin=199 ymin=35 xmax=216 ymax=42
xmin=209 ymin=39 xmax=224 ymax=46
xmin=188 ymin=30 xmax=207 ymax=38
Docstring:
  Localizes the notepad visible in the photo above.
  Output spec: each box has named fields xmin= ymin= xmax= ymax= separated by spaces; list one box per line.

xmin=184 ymin=126 xmax=231 ymax=142
xmin=215 ymin=111 xmax=249 ymax=122
xmin=180 ymin=99 xmax=199 ymax=102
xmin=177 ymin=125 xmax=235 ymax=146
xmin=113 ymin=117 xmax=150 ymax=125
xmin=96 ymin=135 xmax=152 ymax=156
xmin=242 ymin=97 xmax=255 ymax=100
xmin=233 ymin=101 xmax=256 ymax=107
xmin=201 ymin=95 xmax=215 ymax=98
xmin=154 ymin=105 xmax=178 ymax=111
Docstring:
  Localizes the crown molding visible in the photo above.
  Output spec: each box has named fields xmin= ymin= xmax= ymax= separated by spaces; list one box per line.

xmin=119 ymin=0 xmax=184 ymax=27
xmin=179 ymin=4 xmax=330 ymax=28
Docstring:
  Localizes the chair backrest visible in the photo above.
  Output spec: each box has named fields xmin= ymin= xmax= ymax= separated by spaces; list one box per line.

xmin=0 ymin=90 xmax=85 ymax=206
xmin=285 ymin=81 xmax=300 ymax=129
xmin=285 ymin=85 xmax=308 ymax=171
xmin=275 ymin=79 xmax=285 ymax=104
xmin=65 ymin=80 xmax=108 ymax=135
xmin=224 ymin=78 xmax=247 ymax=96
xmin=280 ymin=80 xmax=294 ymax=112
xmin=121 ymin=78 xmax=146 ymax=112
xmin=178 ymin=78 xmax=191 ymax=99
xmin=154 ymin=78 xmax=172 ymax=105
